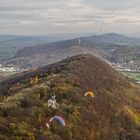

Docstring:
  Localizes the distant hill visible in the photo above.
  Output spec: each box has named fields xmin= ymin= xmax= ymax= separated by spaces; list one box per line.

xmin=0 ymin=35 xmax=24 ymax=42
xmin=87 ymin=33 xmax=140 ymax=45
xmin=0 ymin=54 xmax=140 ymax=140
xmin=0 ymin=35 xmax=57 ymax=60
xmin=0 ymin=33 xmax=94 ymax=48
xmin=6 ymin=33 xmax=140 ymax=68
xmin=0 ymin=33 xmax=93 ymax=60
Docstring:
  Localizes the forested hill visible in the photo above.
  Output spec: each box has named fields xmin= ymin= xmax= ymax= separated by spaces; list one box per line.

xmin=7 ymin=33 xmax=140 ymax=69
xmin=0 ymin=54 xmax=140 ymax=140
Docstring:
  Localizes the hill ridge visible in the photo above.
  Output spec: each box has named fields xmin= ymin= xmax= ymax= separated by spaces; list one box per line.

xmin=0 ymin=54 xmax=140 ymax=140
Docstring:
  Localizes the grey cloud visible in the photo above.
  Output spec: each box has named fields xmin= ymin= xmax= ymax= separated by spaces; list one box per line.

xmin=0 ymin=0 xmax=140 ymax=35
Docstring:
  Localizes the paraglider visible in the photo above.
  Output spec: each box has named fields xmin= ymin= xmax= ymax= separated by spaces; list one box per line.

xmin=46 ymin=123 xmax=50 ymax=128
xmin=46 ymin=116 xmax=65 ymax=128
xmin=85 ymin=91 xmax=95 ymax=98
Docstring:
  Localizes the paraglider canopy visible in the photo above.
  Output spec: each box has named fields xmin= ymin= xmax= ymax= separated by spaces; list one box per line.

xmin=46 ymin=116 xmax=65 ymax=128
xmin=85 ymin=91 xmax=95 ymax=97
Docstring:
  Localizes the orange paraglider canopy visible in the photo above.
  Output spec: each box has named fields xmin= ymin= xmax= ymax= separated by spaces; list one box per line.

xmin=85 ymin=91 xmax=95 ymax=97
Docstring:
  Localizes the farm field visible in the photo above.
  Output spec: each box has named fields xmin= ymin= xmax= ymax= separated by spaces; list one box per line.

xmin=121 ymin=71 xmax=140 ymax=81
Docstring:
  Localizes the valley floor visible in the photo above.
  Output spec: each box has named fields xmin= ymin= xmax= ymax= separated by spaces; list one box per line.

xmin=121 ymin=71 xmax=140 ymax=81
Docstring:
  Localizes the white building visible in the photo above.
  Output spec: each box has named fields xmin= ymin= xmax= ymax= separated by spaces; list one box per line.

xmin=48 ymin=94 xmax=57 ymax=109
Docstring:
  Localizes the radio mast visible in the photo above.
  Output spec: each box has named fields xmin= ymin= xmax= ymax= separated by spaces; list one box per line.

xmin=78 ymin=38 xmax=81 ymax=46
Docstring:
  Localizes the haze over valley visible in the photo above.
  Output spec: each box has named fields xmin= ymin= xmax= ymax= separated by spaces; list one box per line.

xmin=0 ymin=33 xmax=140 ymax=80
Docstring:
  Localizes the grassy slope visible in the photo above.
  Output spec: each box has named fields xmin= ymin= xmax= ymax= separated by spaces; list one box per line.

xmin=0 ymin=54 xmax=140 ymax=140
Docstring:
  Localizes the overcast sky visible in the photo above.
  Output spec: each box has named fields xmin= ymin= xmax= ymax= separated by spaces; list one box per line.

xmin=0 ymin=0 xmax=140 ymax=35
